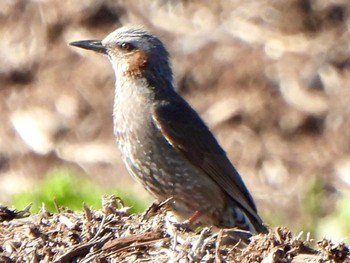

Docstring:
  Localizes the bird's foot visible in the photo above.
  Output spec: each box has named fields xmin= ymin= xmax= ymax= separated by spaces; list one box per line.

xmin=172 ymin=219 xmax=193 ymax=231
xmin=172 ymin=210 xmax=202 ymax=231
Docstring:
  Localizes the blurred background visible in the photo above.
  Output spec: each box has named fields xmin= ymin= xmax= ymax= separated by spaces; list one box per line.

xmin=1 ymin=0 xmax=350 ymax=240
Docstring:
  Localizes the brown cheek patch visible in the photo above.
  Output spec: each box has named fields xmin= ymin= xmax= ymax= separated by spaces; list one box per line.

xmin=124 ymin=50 xmax=148 ymax=77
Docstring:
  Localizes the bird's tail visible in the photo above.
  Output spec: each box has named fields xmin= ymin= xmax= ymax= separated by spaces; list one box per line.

xmin=223 ymin=199 xmax=268 ymax=234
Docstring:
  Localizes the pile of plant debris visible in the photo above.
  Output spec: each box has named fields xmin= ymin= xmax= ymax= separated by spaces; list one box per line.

xmin=0 ymin=196 xmax=348 ymax=262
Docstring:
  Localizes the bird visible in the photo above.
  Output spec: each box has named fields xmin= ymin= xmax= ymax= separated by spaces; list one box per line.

xmin=70 ymin=26 xmax=267 ymax=234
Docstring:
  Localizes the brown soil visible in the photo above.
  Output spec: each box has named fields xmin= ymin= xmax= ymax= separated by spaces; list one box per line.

xmin=0 ymin=197 xmax=349 ymax=262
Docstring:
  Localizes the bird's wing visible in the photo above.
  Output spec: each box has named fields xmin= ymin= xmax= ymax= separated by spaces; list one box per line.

xmin=151 ymin=98 xmax=260 ymax=221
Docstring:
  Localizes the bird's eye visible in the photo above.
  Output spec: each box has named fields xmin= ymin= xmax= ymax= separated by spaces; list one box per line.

xmin=120 ymin=42 xmax=133 ymax=51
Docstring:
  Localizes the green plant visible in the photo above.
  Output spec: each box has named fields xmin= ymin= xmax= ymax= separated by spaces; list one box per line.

xmin=317 ymin=195 xmax=350 ymax=239
xmin=12 ymin=167 xmax=148 ymax=213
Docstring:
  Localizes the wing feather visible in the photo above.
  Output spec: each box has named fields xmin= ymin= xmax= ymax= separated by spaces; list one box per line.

xmin=151 ymin=98 xmax=261 ymax=222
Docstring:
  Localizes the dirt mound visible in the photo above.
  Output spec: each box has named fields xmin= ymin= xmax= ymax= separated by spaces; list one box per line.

xmin=0 ymin=196 xmax=349 ymax=262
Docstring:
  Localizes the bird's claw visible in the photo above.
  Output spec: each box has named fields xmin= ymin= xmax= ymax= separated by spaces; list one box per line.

xmin=172 ymin=220 xmax=193 ymax=231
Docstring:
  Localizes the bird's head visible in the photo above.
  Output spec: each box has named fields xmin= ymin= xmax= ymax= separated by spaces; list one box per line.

xmin=70 ymin=26 xmax=173 ymax=85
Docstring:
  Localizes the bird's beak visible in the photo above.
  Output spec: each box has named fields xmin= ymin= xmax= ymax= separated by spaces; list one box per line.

xmin=69 ymin=40 xmax=107 ymax=54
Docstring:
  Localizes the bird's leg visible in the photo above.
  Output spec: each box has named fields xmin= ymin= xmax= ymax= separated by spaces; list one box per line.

xmin=188 ymin=210 xmax=201 ymax=224
xmin=173 ymin=210 xmax=202 ymax=231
